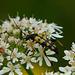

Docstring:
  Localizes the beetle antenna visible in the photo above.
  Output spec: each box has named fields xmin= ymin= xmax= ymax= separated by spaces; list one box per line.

xmin=12 ymin=17 xmax=27 ymax=40
xmin=12 ymin=18 xmax=20 ymax=29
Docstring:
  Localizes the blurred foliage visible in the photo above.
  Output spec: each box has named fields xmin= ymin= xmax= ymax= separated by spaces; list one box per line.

xmin=0 ymin=0 xmax=75 ymax=74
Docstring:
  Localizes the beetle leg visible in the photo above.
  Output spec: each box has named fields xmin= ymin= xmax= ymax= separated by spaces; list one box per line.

xmin=31 ymin=42 xmax=36 ymax=55
xmin=29 ymin=46 xmax=35 ymax=56
xmin=26 ymin=41 xmax=35 ymax=56
xmin=42 ymin=46 xmax=55 ymax=70
xmin=39 ymin=31 xmax=46 ymax=36
xmin=26 ymin=41 xmax=32 ymax=47
xmin=42 ymin=47 xmax=52 ymax=63
xmin=41 ymin=31 xmax=46 ymax=35
xmin=41 ymin=31 xmax=47 ymax=38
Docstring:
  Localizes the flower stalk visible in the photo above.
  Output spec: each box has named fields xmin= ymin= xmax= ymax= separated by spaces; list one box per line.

xmin=22 ymin=64 xmax=34 ymax=75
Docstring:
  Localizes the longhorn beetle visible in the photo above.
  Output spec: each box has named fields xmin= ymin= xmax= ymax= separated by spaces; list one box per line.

xmin=13 ymin=18 xmax=66 ymax=65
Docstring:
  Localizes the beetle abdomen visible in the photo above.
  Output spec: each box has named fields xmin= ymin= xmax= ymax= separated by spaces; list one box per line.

xmin=28 ymin=34 xmax=59 ymax=54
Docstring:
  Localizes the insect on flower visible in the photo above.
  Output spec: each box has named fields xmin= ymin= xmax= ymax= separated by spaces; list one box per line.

xmin=12 ymin=17 xmax=66 ymax=65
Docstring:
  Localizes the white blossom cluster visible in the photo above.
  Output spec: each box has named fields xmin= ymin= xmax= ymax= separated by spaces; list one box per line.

xmin=43 ymin=43 xmax=75 ymax=75
xmin=0 ymin=16 xmax=63 ymax=75
xmin=59 ymin=42 xmax=75 ymax=75
xmin=42 ymin=71 xmax=64 ymax=75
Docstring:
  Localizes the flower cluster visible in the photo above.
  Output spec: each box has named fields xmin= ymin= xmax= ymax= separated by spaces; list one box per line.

xmin=59 ymin=42 xmax=75 ymax=75
xmin=0 ymin=15 xmax=63 ymax=75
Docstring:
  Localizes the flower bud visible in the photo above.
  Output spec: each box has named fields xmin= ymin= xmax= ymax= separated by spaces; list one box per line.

xmin=13 ymin=29 xmax=20 ymax=35
xmin=7 ymin=27 xmax=13 ymax=33
xmin=1 ymin=33 xmax=8 ymax=40
xmin=8 ymin=36 xmax=15 ymax=43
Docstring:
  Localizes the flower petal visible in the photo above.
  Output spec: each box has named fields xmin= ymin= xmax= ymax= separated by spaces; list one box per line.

xmin=9 ymin=71 xmax=14 ymax=75
xmin=30 ymin=57 xmax=37 ymax=63
xmin=44 ymin=56 xmax=51 ymax=67
xmin=26 ymin=62 xmax=34 ymax=69
xmin=16 ymin=53 xmax=23 ymax=58
xmin=15 ymin=64 xmax=21 ymax=69
xmin=15 ymin=69 xmax=23 ymax=75
xmin=13 ymin=48 xmax=18 ymax=53
xmin=6 ymin=56 xmax=11 ymax=60
xmin=46 ymin=49 xmax=55 ymax=55
xmin=7 ymin=61 xmax=13 ymax=67
xmin=59 ymin=67 xmax=66 ymax=72
xmin=0 ymin=67 xmax=10 ymax=74
xmin=48 ymin=57 xmax=58 ymax=62
xmin=52 ymin=34 xmax=63 ymax=38
xmin=13 ymin=58 xmax=18 ymax=63
xmin=26 ymin=63 xmax=29 ymax=69
xmin=39 ymin=57 xmax=43 ymax=66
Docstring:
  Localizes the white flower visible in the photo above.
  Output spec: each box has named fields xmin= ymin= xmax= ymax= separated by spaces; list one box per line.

xmin=0 ymin=61 xmax=23 ymax=75
xmin=42 ymin=70 xmax=63 ymax=75
xmin=45 ymin=71 xmax=54 ymax=75
xmin=0 ymin=41 xmax=10 ymax=53
xmin=0 ymin=55 xmax=4 ymax=66
xmin=20 ymin=52 xmax=37 ymax=69
xmin=59 ymin=66 xmax=75 ymax=75
xmin=47 ymin=24 xmax=55 ymax=33
xmin=38 ymin=23 xmax=47 ymax=34
xmin=36 ymin=46 xmax=58 ymax=67
xmin=0 ymin=25 xmax=4 ymax=33
xmin=71 ymin=67 xmax=75 ymax=73
xmin=63 ymin=50 xmax=72 ymax=61
xmin=15 ymin=38 xmax=20 ymax=44
xmin=1 ymin=33 xmax=8 ymax=40
xmin=2 ymin=21 xmax=12 ymax=32
xmin=0 ymin=38 xmax=3 ymax=43
xmin=23 ymin=40 xmax=33 ymax=51
xmin=15 ymin=38 xmax=23 ymax=46
xmin=8 ymin=36 xmax=15 ymax=43
xmin=59 ymin=42 xmax=75 ymax=75
xmin=9 ymin=16 xmax=21 ymax=27
xmin=20 ymin=18 xmax=29 ymax=31
xmin=21 ymin=17 xmax=29 ymax=24
xmin=47 ymin=32 xmax=63 ymax=39
xmin=29 ymin=18 xmax=37 ymax=24
xmin=69 ymin=60 xmax=75 ymax=66
xmin=13 ymin=29 xmax=20 ymax=35
xmin=23 ymin=40 xmax=39 ymax=52
xmin=29 ymin=17 xmax=42 ymax=24
xmin=48 ymin=23 xmax=63 ymax=34
xmin=0 ymin=41 xmax=10 ymax=49
xmin=28 ymin=18 xmax=42 ymax=33
xmin=6 ymin=48 xmax=23 ymax=63
xmin=46 ymin=23 xmax=63 ymax=39
xmin=71 ymin=42 xmax=75 ymax=52
xmin=59 ymin=66 xmax=71 ymax=75
xmin=7 ymin=26 xmax=13 ymax=33
xmin=63 ymin=43 xmax=75 ymax=64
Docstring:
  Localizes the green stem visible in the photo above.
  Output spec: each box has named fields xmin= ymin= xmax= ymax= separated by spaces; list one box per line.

xmin=22 ymin=64 xmax=34 ymax=75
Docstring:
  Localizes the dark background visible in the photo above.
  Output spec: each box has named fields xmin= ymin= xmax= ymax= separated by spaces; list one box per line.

xmin=0 ymin=0 xmax=75 ymax=71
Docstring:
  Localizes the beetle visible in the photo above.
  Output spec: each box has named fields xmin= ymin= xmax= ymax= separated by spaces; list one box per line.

xmin=25 ymin=32 xmax=66 ymax=53
xmin=26 ymin=33 xmax=58 ymax=53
